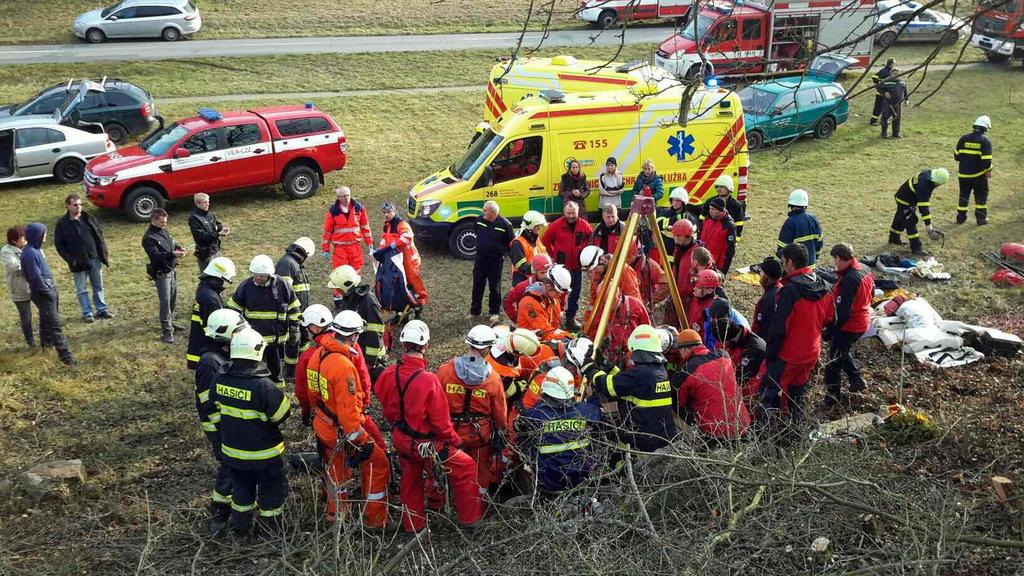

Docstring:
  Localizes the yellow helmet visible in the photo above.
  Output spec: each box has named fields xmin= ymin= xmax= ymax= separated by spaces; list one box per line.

xmin=627 ymin=324 xmax=662 ymax=353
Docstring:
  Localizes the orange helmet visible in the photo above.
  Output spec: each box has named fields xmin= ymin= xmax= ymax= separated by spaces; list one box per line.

xmin=671 ymin=219 xmax=694 ymax=238
xmin=532 ymin=253 xmax=553 ymax=272
xmin=695 ymin=269 xmax=722 ymax=289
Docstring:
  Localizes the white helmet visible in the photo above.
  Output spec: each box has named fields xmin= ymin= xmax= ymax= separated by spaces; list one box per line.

xmin=787 ymin=189 xmax=809 ymax=207
xmin=579 ymin=245 xmax=604 ymax=272
xmin=974 ymin=115 xmax=991 ymax=130
xmin=657 ymin=325 xmax=680 ymax=353
xmin=547 ymin=264 xmax=572 ymax=293
xmin=565 ymin=337 xmax=594 ymax=369
xmin=521 ymin=210 xmax=547 ymax=231
xmin=714 ymin=174 xmax=734 ymax=192
xmin=466 ymin=324 xmax=498 ymax=349
xmin=506 ymin=328 xmax=541 ymax=357
xmin=400 ymin=319 xmax=430 ymax=345
xmin=203 ymin=256 xmax=237 ymax=282
xmin=301 ymin=304 xmax=334 ymax=328
xmin=669 ymin=187 xmax=689 ymax=202
xmin=249 ymin=254 xmax=275 ymax=275
xmin=331 ymin=309 xmax=365 ymax=336
xmin=541 ymin=366 xmax=575 ymax=401
xmin=327 ymin=265 xmax=361 ymax=291
xmin=205 ymin=308 xmax=248 ymax=342
xmin=293 ymin=236 xmax=316 ymax=258
xmin=230 ymin=327 xmax=267 ymax=361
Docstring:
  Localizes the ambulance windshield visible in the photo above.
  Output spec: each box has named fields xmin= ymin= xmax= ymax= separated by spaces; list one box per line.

xmin=453 ymin=128 xmax=504 ymax=180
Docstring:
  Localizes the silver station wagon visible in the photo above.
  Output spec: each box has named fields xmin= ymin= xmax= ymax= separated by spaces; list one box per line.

xmin=74 ymin=0 xmax=202 ymax=43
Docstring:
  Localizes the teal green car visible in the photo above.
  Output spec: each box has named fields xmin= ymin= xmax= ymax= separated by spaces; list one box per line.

xmin=739 ymin=54 xmax=857 ymax=151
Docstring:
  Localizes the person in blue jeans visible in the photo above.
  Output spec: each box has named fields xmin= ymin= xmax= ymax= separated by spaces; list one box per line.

xmin=54 ymin=194 xmax=113 ymax=322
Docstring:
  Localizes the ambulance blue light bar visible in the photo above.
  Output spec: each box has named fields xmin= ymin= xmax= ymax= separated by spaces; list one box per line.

xmin=197 ymin=108 xmax=222 ymax=121
xmin=305 ymin=102 xmax=315 ymax=109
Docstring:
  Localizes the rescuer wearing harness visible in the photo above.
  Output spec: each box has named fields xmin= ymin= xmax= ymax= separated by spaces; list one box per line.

xmin=306 ymin=310 xmax=390 ymax=527
xmin=517 ymin=265 xmax=573 ymax=341
xmin=211 ymin=327 xmax=291 ymax=537
xmin=380 ymin=201 xmax=429 ymax=311
xmin=656 ymin=187 xmax=699 ymax=268
xmin=328 ymin=264 xmax=386 ymax=378
xmin=889 ymin=168 xmax=949 ymax=254
xmin=954 ymin=116 xmax=993 ymax=225
xmin=503 ymin=253 xmax=552 ymax=322
xmin=698 ymin=197 xmax=737 ymax=274
xmin=227 ymin=255 xmax=301 ymax=390
xmin=294 ymin=304 xmax=334 ymax=425
xmin=373 ymin=320 xmax=484 ymax=533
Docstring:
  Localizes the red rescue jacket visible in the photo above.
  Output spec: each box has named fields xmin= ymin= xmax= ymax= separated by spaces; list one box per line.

xmin=697 ymin=216 xmax=736 ymax=274
xmin=542 ymin=216 xmax=593 ymax=272
xmin=766 ymin=267 xmax=835 ymax=365
xmin=374 ymin=354 xmax=462 ymax=447
xmin=832 ymin=259 xmax=874 ymax=334
xmin=673 ymin=346 xmax=751 ymax=438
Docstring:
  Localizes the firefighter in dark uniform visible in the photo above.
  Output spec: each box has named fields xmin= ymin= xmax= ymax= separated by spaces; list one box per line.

xmin=275 ymin=237 xmax=315 ymax=380
xmin=327 ymin=264 xmax=386 ymax=380
xmin=870 ymin=58 xmax=895 ymax=126
xmin=227 ymin=255 xmax=301 ymax=390
xmin=954 ymin=115 xmax=993 ymax=225
xmin=195 ymin=308 xmax=249 ymax=535
xmin=212 ymin=327 xmax=291 ymax=537
xmin=878 ymin=69 xmax=907 ymax=138
xmin=470 ymin=201 xmax=514 ymax=322
xmin=889 ymin=168 xmax=949 ymax=254
xmin=584 ymin=324 xmax=676 ymax=452
xmin=186 ymin=256 xmax=235 ymax=369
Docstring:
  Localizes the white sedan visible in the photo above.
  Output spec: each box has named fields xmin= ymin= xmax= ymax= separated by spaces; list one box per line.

xmin=0 ymin=118 xmax=114 ymax=185
xmin=873 ymin=0 xmax=967 ymax=47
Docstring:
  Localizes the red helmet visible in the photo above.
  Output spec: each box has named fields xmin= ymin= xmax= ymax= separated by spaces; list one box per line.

xmin=695 ymin=269 xmax=722 ymax=289
xmin=671 ymin=219 xmax=694 ymax=238
xmin=532 ymin=252 xmax=553 ymax=271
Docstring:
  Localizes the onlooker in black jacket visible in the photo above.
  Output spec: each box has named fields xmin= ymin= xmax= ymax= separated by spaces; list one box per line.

xmin=470 ymin=200 xmax=514 ymax=321
xmin=189 ymin=193 xmax=230 ymax=273
xmin=143 ymin=208 xmax=185 ymax=344
xmin=20 ymin=223 xmax=75 ymax=365
xmin=54 ymin=194 xmax=111 ymax=322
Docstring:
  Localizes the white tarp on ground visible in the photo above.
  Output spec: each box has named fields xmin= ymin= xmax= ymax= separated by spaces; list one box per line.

xmin=871 ymin=298 xmax=989 ymax=368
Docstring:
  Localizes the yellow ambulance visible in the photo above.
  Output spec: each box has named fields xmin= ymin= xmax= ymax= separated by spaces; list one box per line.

xmin=409 ymin=83 xmax=750 ymax=259
xmin=485 ymin=55 xmax=674 ymax=125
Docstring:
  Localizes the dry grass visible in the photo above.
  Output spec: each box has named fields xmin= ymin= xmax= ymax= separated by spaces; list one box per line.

xmin=0 ymin=64 xmax=1021 ymax=574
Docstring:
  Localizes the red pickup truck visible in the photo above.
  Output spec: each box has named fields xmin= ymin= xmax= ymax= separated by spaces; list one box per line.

xmin=84 ymin=104 xmax=347 ymax=221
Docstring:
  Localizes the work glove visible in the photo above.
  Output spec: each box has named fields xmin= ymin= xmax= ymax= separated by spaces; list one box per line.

xmin=389 ymin=242 xmax=397 ymax=250
xmin=287 ymin=330 xmax=300 ymax=347
xmin=822 ymin=324 xmax=835 ymax=342
xmin=346 ymin=438 xmax=375 ymax=468
xmin=321 ymin=251 xmax=331 ymax=263
xmin=928 ymin=227 xmax=944 ymax=241
xmin=437 ymin=444 xmax=452 ymax=462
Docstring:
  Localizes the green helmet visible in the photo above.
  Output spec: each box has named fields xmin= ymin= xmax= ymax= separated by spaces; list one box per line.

xmin=627 ymin=324 xmax=662 ymax=354
xmin=931 ymin=168 xmax=949 ymax=186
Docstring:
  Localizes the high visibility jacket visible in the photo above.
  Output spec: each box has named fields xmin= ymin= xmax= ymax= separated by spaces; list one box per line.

xmin=752 ymin=282 xmax=781 ymax=340
xmin=515 ymin=397 xmax=602 ymax=492
xmin=517 ymin=284 xmax=570 ymax=340
xmin=187 ymin=275 xmax=226 ymax=369
xmin=672 ymin=346 xmax=750 ymax=438
xmin=630 ymin=254 xmax=668 ymax=306
xmin=211 ymin=361 xmax=290 ymax=469
xmin=541 ymin=216 xmax=593 ymax=272
xmin=954 ymin=130 xmax=993 ymax=178
xmin=766 ymin=267 xmax=834 ymax=364
xmin=698 ymin=215 xmax=737 ymax=274
xmin=437 ymin=357 xmax=508 ymax=448
xmin=832 ymin=259 xmax=874 ymax=334
xmin=337 ymin=285 xmax=385 ymax=364
xmin=374 ymin=354 xmax=462 ymax=446
xmin=509 ymin=230 xmax=546 ymax=284
xmin=195 ymin=344 xmax=228 ymax=439
xmin=380 ymin=217 xmax=421 ymax=267
xmin=321 ymin=200 xmax=372 ymax=253
xmin=504 ymin=275 xmax=567 ymax=322
xmin=295 ymin=332 xmax=329 ymax=418
xmin=227 ymin=276 xmax=300 ymax=346
xmin=776 ymin=208 xmax=824 ymax=265
xmin=895 ymin=170 xmax=940 ymax=224
xmin=307 ymin=336 xmax=368 ymax=447
xmin=591 ymin=354 xmax=675 ymax=452
xmin=274 ymin=245 xmax=311 ymax=310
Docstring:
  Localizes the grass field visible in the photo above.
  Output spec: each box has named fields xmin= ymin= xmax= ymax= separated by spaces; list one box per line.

xmin=0 ymin=64 xmax=1022 ymax=573
xmin=0 ymin=0 xmax=582 ymax=44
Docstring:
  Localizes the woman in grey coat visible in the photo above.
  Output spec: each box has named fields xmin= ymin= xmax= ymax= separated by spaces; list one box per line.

xmin=2 ymin=225 xmax=34 ymax=346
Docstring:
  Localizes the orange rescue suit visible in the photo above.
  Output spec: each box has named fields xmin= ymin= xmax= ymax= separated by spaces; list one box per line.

xmin=436 ymin=357 xmax=508 ymax=491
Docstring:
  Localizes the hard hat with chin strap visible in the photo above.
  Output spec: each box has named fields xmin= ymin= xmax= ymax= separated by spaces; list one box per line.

xmin=521 ymin=210 xmax=547 ymax=231
xmin=300 ymin=304 xmax=333 ymax=328
xmin=627 ymin=324 xmax=662 ymax=353
xmin=787 ymin=189 xmax=809 ymax=207
xmin=466 ymin=324 xmax=498 ymax=349
xmin=205 ymin=308 xmax=248 ymax=342
xmin=230 ymin=327 xmax=267 ymax=361
xmin=331 ymin=309 xmax=365 ymax=336
xmin=400 ymin=319 xmax=430 ymax=345
xmin=547 ymin=265 xmax=572 ymax=293
xmin=696 ymin=269 xmax=722 ymax=289
xmin=579 ymin=245 xmax=604 ymax=271
xmin=671 ymin=219 xmax=694 ymax=238
xmin=973 ymin=115 xmax=991 ymax=130
xmin=540 ymin=366 xmax=575 ymax=401
xmin=931 ymin=168 xmax=950 ymax=186
xmin=669 ymin=187 xmax=689 ymax=202
xmin=565 ymin=337 xmax=594 ymax=369
xmin=505 ymin=328 xmax=541 ymax=356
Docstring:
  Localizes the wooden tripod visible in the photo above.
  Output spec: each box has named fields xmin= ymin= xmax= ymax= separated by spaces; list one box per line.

xmin=584 ymin=195 xmax=689 ymax=359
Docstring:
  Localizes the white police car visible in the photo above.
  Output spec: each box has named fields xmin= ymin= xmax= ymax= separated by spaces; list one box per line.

xmin=874 ymin=0 xmax=966 ymax=48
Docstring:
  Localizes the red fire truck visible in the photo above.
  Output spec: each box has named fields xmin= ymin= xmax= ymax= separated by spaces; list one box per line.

xmin=970 ymin=0 xmax=1024 ymax=62
xmin=654 ymin=0 xmax=876 ymax=79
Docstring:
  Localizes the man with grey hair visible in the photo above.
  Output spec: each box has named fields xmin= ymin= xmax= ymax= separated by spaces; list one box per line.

xmin=469 ymin=200 xmax=513 ymax=322
xmin=189 ymin=193 xmax=229 ymax=272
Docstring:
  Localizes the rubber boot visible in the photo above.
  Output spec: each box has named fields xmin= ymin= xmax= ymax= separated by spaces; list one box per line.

xmin=888 ymin=232 xmax=904 ymax=246
xmin=210 ymin=502 xmax=231 ymax=537
xmin=909 ymin=238 xmax=924 ymax=254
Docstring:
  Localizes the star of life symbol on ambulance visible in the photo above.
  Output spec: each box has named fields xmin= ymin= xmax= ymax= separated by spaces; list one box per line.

xmin=668 ymin=131 xmax=695 ymax=162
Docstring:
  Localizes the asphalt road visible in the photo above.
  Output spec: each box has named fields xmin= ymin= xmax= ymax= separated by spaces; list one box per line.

xmin=0 ymin=28 xmax=671 ymax=65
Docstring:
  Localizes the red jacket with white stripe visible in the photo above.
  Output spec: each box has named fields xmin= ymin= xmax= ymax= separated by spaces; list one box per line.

xmin=321 ymin=200 xmax=372 ymax=252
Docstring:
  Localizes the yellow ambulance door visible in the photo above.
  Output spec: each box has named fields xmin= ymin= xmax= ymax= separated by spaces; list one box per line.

xmin=471 ymin=133 xmax=548 ymax=217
